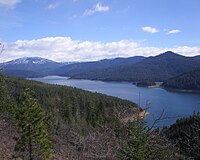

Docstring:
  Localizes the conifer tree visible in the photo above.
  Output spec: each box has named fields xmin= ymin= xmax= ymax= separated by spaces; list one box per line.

xmin=86 ymin=101 xmax=96 ymax=126
xmin=118 ymin=121 xmax=151 ymax=160
xmin=63 ymin=102 xmax=73 ymax=124
xmin=0 ymin=75 xmax=7 ymax=112
xmin=0 ymin=43 xmax=9 ymax=112
xmin=15 ymin=88 xmax=52 ymax=160
xmin=96 ymin=101 xmax=106 ymax=124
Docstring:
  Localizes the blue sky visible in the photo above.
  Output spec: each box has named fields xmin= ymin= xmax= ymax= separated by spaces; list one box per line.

xmin=0 ymin=0 xmax=200 ymax=62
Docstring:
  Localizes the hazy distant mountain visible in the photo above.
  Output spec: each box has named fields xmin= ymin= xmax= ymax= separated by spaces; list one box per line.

xmin=2 ymin=52 xmax=200 ymax=81
xmin=162 ymin=68 xmax=200 ymax=90
xmin=2 ymin=69 xmax=46 ymax=78
xmin=52 ymin=56 xmax=146 ymax=77
xmin=0 ymin=57 xmax=72 ymax=78
xmin=1 ymin=57 xmax=63 ymax=73
xmin=193 ymin=55 xmax=200 ymax=60
xmin=61 ymin=51 xmax=200 ymax=82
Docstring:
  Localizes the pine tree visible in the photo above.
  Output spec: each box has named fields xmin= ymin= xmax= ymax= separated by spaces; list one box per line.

xmin=64 ymin=103 xmax=73 ymax=124
xmin=15 ymin=88 xmax=52 ymax=160
xmin=86 ymin=101 xmax=96 ymax=126
xmin=0 ymin=44 xmax=14 ymax=114
xmin=0 ymin=75 xmax=6 ymax=111
xmin=118 ymin=121 xmax=151 ymax=160
xmin=0 ymin=75 xmax=11 ymax=112
xmin=96 ymin=101 xmax=106 ymax=124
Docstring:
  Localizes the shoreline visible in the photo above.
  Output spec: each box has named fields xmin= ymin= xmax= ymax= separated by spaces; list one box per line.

xmin=121 ymin=111 xmax=150 ymax=123
xmin=162 ymin=87 xmax=200 ymax=93
xmin=31 ymin=76 xmax=200 ymax=93
xmin=68 ymin=77 xmax=134 ymax=83
xmin=137 ymin=85 xmax=161 ymax=88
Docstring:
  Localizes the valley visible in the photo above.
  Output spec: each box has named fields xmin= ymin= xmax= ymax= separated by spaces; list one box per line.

xmin=2 ymin=51 xmax=200 ymax=127
xmin=30 ymin=76 xmax=200 ymax=126
xmin=2 ymin=51 xmax=200 ymax=92
xmin=1 ymin=1 xmax=200 ymax=159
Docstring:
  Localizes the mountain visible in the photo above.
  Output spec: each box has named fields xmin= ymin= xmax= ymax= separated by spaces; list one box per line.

xmin=2 ymin=52 xmax=200 ymax=81
xmin=1 ymin=57 xmax=63 ymax=73
xmin=2 ymin=69 xmax=45 ymax=78
xmin=52 ymin=56 xmax=146 ymax=77
xmin=194 ymin=55 xmax=200 ymax=60
xmin=62 ymin=51 xmax=200 ymax=82
xmin=0 ymin=57 xmax=73 ymax=78
xmin=162 ymin=68 xmax=200 ymax=90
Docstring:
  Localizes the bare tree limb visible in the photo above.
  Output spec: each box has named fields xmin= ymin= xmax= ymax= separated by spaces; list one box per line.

xmin=0 ymin=42 xmax=4 ymax=55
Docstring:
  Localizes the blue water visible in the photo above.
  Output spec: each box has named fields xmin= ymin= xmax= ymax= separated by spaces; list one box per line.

xmin=30 ymin=76 xmax=200 ymax=127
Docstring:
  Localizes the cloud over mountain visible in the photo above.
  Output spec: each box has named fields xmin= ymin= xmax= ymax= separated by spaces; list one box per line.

xmin=1 ymin=37 xmax=200 ymax=63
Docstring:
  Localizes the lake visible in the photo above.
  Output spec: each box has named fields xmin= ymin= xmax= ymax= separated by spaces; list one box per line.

xmin=30 ymin=76 xmax=200 ymax=127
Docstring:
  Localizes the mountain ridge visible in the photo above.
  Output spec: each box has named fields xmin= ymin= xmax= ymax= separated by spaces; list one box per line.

xmin=64 ymin=51 xmax=200 ymax=82
xmin=52 ymin=56 xmax=146 ymax=77
xmin=162 ymin=68 xmax=200 ymax=90
xmin=1 ymin=52 xmax=200 ymax=81
xmin=0 ymin=57 xmax=73 ymax=78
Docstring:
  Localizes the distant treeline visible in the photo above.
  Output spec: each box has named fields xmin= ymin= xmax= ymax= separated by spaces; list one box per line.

xmin=163 ymin=68 xmax=200 ymax=90
xmin=163 ymin=112 xmax=200 ymax=159
xmin=3 ymin=75 xmax=137 ymax=127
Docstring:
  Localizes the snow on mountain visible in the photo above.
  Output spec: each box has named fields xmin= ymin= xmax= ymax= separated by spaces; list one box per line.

xmin=0 ymin=57 xmax=79 ymax=78
xmin=6 ymin=57 xmax=57 ymax=65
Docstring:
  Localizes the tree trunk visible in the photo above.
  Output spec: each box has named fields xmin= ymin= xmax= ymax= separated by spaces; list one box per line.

xmin=28 ymin=125 xmax=32 ymax=160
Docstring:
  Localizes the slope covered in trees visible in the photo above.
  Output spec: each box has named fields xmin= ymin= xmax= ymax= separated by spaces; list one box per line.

xmin=162 ymin=68 xmax=200 ymax=90
xmin=61 ymin=51 xmax=200 ymax=82
xmin=2 ymin=52 xmax=200 ymax=82
xmin=4 ymin=75 xmax=138 ymax=126
xmin=15 ymin=89 xmax=51 ymax=159
xmin=164 ymin=112 xmax=200 ymax=160
xmin=52 ymin=56 xmax=145 ymax=77
xmin=0 ymin=74 xmax=139 ymax=159
xmin=2 ymin=69 xmax=46 ymax=78
xmin=0 ymin=74 xmax=188 ymax=159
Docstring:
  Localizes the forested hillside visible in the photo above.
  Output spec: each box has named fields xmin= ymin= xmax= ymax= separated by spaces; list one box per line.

xmin=164 ymin=113 xmax=200 ymax=160
xmin=52 ymin=56 xmax=145 ymax=77
xmin=2 ymin=69 xmax=46 ymax=78
xmin=0 ymin=74 xmax=138 ymax=159
xmin=0 ymin=74 xmax=196 ymax=159
xmin=4 ymin=75 xmax=137 ymax=126
xmin=2 ymin=52 xmax=200 ymax=82
xmin=64 ymin=51 xmax=200 ymax=82
xmin=162 ymin=68 xmax=200 ymax=90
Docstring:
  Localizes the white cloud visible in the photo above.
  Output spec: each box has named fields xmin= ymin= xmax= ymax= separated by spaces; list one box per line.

xmin=142 ymin=26 xmax=160 ymax=34
xmin=0 ymin=0 xmax=21 ymax=9
xmin=47 ymin=2 xmax=60 ymax=10
xmin=167 ymin=29 xmax=181 ymax=34
xmin=83 ymin=3 xmax=109 ymax=16
xmin=1 ymin=37 xmax=200 ymax=63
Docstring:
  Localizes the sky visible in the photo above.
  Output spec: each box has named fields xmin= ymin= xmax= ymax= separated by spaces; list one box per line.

xmin=0 ymin=0 xmax=200 ymax=62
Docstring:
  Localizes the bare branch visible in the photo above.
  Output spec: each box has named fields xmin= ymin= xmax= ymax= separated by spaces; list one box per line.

xmin=147 ymin=108 xmax=180 ymax=132
xmin=0 ymin=42 xmax=5 ymax=55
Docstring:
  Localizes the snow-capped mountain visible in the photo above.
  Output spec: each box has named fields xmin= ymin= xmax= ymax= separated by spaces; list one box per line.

xmin=0 ymin=57 xmax=74 ymax=78
xmin=3 ymin=57 xmax=59 ymax=65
